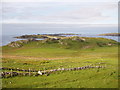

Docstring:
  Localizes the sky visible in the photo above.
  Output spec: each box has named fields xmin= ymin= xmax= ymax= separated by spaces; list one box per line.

xmin=1 ymin=0 xmax=119 ymax=24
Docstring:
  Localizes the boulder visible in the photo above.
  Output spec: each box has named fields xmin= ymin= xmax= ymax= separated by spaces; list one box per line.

xmin=38 ymin=71 xmax=43 ymax=75
xmin=8 ymin=42 xmax=23 ymax=48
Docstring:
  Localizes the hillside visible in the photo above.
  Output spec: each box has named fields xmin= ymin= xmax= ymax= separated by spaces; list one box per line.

xmin=4 ymin=36 xmax=118 ymax=49
xmin=2 ymin=36 xmax=119 ymax=88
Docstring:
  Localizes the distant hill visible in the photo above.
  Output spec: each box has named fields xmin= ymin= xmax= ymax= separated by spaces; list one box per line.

xmin=6 ymin=36 xmax=118 ymax=49
xmin=99 ymin=33 xmax=120 ymax=36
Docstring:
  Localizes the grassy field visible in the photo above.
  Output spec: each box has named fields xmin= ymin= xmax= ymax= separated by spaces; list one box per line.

xmin=2 ymin=37 xmax=119 ymax=88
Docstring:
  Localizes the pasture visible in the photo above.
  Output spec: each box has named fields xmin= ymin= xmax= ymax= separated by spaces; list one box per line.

xmin=2 ymin=37 xmax=119 ymax=88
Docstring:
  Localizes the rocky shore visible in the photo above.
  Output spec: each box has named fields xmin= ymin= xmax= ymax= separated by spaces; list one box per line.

xmin=14 ymin=33 xmax=80 ymax=39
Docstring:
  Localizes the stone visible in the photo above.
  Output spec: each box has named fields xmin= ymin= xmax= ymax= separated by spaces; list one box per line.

xmin=38 ymin=71 xmax=43 ymax=75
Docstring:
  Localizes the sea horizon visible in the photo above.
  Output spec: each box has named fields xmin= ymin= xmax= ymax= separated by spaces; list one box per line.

xmin=2 ymin=23 xmax=118 ymax=46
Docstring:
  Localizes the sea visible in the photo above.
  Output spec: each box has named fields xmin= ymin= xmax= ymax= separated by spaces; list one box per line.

xmin=1 ymin=24 xmax=119 ymax=46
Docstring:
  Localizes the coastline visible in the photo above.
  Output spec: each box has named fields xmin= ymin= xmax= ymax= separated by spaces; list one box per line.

xmin=2 ymin=33 xmax=119 ymax=46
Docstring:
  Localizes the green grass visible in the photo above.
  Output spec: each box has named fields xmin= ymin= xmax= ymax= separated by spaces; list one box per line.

xmin=2 ymin=37 xmax=119 ymax=88
xmin=3 ymin=69 xmax=118 ymax=88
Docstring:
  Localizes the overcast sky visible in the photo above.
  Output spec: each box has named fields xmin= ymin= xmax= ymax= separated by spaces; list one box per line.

xmin=1 ymin=0 xmax=119 ymax=24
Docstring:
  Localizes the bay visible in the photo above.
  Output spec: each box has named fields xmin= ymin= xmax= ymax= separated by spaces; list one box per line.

xmin=1 ymin=24 xmax=118 ymax=46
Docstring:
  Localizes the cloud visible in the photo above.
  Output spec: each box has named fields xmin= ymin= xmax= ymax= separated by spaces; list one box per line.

xmin=2 ymin=1 xmax=118 ymax=24
xmin=2 ymin=0 xmax=119 ymax=2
